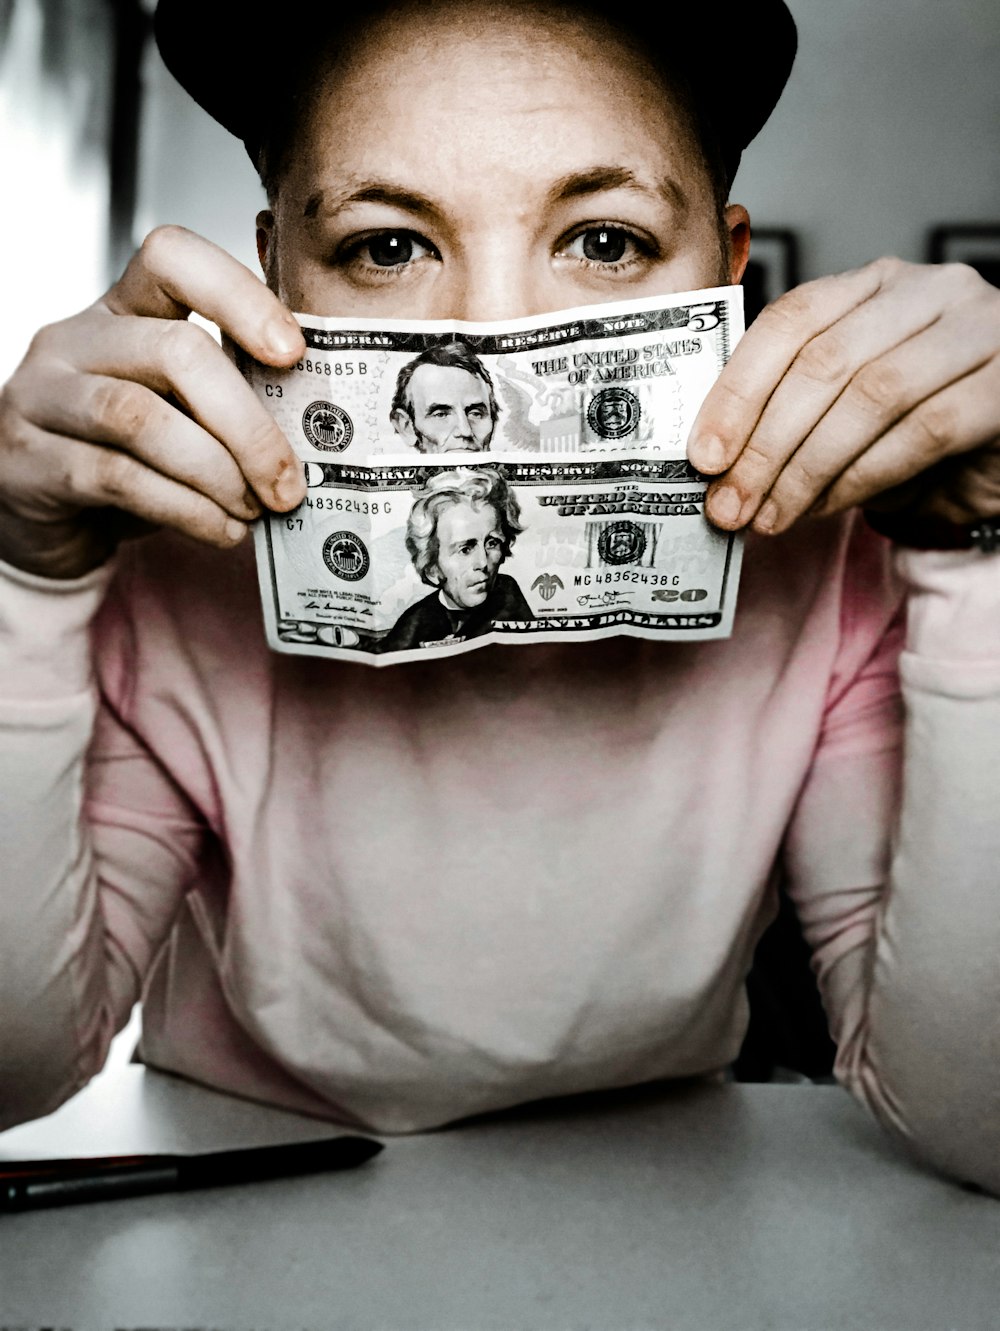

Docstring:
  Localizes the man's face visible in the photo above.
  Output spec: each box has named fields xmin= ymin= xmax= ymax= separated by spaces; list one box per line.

xmin=259 ymin=0 xmax=750 ymax=321
xmin=393 ymin=363 xmax=495 ymax=452
xmin=432 ymin=501 xmax=504 ymax=611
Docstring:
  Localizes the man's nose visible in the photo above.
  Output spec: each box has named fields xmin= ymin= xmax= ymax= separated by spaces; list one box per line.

xmin=438 ymin=237 xmax=549 ymax=322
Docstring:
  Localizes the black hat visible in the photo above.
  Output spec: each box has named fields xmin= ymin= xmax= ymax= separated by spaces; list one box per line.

xmin=154 ymin=0 xmax=797 ymax=187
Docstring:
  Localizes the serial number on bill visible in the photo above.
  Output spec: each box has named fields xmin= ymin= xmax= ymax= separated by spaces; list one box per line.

xmin=294 ymin=359 xmax=369 ymax=376
xmin=304 ymin=496 xmax=391 ymax=514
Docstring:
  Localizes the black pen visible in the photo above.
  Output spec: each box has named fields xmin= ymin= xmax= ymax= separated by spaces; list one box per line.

xmin=0 ymin=1135 xmax=383 ymax=1211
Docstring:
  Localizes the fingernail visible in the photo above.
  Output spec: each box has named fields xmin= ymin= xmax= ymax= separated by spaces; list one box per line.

xmin=267 ymin=316 xmax=302 ymax=356
xmin=273 ymin=460 xmax=305 ymax=509
xmin=754 ymin=498 xmax=779 ymax=533
xmin=691 ymin=434 xmax=727 ymax=473
xmin=709 ymin=486 xmax=743 ymax=526
xmin=224 ymin=518 xmax=248 ymax=544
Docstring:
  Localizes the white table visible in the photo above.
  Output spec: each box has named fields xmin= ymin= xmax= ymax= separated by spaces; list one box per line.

xmin=1 ymin=1066 xmax=997 ymax=1330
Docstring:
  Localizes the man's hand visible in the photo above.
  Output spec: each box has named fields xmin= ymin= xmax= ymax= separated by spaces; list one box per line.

xmin=688 ymin=257 xmax=1000 ymax=536
xmin=0 ymin=226 xmax=307 ymax=579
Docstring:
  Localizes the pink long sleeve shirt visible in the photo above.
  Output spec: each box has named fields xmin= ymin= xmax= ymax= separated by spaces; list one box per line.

xmin=1 ymin=513 xmax=998 ymax=1189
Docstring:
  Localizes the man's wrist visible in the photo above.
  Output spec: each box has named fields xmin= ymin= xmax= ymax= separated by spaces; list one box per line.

xmin=0 ymin=501 xmax=113 ymax=580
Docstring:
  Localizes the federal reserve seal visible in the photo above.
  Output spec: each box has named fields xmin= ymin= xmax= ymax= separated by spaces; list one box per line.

xmin=323 ymin=531 xmax=370 ymax=581
xmin=587 ymin=387 xmax=640 ymax=440
xmin=597 ymin=521 xmax=647 ymax=566
xmin=302 ymin=400 xmax=354 ymax=452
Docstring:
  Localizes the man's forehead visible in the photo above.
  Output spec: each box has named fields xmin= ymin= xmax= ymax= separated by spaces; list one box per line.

xmin=283 ymin=37 xmax=709 ymax=213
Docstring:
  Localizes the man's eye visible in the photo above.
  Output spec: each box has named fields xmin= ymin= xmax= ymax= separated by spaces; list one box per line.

xmin=368 ymin=232 xmax=417 ymax=266
xmin=583 ymin=227 xmax=628 ymax=263
xmin=561 ymin=225 xmax=653 ymax=267
xmin=349 ymin=231 xmax=435 ymax=268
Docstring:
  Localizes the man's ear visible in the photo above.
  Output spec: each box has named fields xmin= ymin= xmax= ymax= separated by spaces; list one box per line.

xmin=724 ymin=204 xmax=751 ymax=284
xmin=256 ymin=210 xmax=276 ymax=284
xmin=391 ymin=407 xmax=417 ymax=445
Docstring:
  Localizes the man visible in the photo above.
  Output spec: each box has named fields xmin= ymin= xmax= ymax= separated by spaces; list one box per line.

xmin=390 ymin=339 xmax=499 ymax=453
xmin=0 ymin=0 xmax=998 ymax=1194
xmin=382 ymin=467 xmax=532 ymax=651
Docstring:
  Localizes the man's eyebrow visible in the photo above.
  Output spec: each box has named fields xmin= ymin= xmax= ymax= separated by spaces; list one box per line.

xmin=303 ymin=181 xmax=441 ymax=221
xmin=549 ymin=166 xmax=687 ymax=215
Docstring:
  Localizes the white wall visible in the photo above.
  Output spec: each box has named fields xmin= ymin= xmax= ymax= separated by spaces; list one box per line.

xmin=735 ymin=0 xmax=1000 ymax=277
xmin=0 ymin=0 xmax=113 ymax=382
xmin=134 ymin=0 xmax=1000 ymax=287
xmin=135 ymin=36 xmax=264 ymax=278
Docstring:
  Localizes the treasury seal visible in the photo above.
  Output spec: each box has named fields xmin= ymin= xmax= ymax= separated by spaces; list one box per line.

xmin=302 ymin=400 xmax=354 ymax=452
xmin=587 ymin=387 xmax=640 ymax=440
xmin=598 ymin=521 xmax=647 ymax=566
xmin=323 ymin=531 xmax=370 ymax=581
xmin=531 ymin=572 xmax=564 ymax=602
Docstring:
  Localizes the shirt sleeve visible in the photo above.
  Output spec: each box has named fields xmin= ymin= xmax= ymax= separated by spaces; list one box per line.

xmin=0 ymin=555 xmax=207 ymax=1129
xmin=783 ymin=523 xmax=1000 ymax=1194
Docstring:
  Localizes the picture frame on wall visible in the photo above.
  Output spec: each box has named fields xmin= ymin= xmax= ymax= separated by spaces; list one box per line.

xmin=927 ymin=224 xmax=1000 ymax=288
xmin=742 ymin=227 xmax=801 ymax=324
